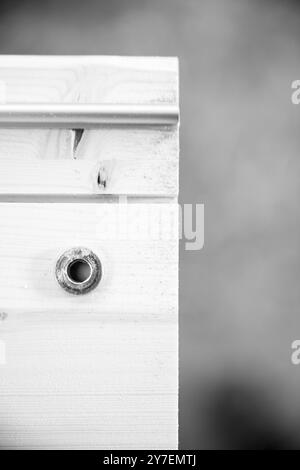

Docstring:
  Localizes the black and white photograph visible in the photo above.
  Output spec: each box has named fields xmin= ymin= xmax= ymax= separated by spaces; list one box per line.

xmin=0 ymin=0 xmax=299 ymax=456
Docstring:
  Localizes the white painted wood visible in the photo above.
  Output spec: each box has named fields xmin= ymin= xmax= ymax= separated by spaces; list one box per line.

xmin=0 ymin=56 xmax=179 ymax=196
xmin=0 ymin=203 xmax=178 ymax=449
xmin=0 ymin=56 xmax=178 ymax=105
xmin=0 ymin=128 xmax=178 ymax=196
xmin=76 ymin=127 xmax=179 ymax=196
xmin=0 ymin=56 xmax=179 ymax=449
xmin=0 ymin=128 xmax=75 ymax=160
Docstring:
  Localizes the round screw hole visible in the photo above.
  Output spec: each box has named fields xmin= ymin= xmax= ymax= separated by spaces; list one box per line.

xmin=67 ymin=259 xmax=91 ymax=284
xmin=56 ymin=247 xmax=102 ymax=295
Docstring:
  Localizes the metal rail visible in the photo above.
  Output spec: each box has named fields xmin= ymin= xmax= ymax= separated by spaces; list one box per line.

xmin=0 ymin=104 xmax=179 ymax=128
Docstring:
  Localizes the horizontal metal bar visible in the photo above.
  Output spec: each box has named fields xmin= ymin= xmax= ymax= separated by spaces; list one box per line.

xmin=0 ymin=104 xmax=179 ymax=128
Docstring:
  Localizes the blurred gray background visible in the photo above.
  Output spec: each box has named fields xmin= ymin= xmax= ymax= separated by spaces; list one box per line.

xmin=1 ymin=0 xmax=300 ymax=449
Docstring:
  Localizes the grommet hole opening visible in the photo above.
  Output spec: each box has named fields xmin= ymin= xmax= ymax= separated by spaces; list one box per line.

xmin=67 ymin=259 xmax=92 ymax=284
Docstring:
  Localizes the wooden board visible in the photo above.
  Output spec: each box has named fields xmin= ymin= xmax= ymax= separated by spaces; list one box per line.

xmin=0 ymin=128 xmax=178 ymax=196
xmin=0 ymin=203 xmax=178 ymax=449
xmin=0 ymin=55 xmax=179 ymax=450
xmin=0 ymin=56 xmax=179 ymax=196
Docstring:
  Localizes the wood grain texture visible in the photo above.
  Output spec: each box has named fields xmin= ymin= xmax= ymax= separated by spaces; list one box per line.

xmin=0 ymin=203 xmax=178 ymax=449
xmin=0 ymin=128 xmax=178 ymax=196
xmin=0 ymin=56 xmax=179 ymax=196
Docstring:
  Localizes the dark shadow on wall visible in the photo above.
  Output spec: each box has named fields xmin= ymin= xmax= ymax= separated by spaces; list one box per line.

xmin=189 ymin=377 xmax=300 ymax=450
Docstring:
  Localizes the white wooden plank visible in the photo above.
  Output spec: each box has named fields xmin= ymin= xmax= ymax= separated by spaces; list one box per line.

xmin=0 ymin=129 xmax=74 ymax=160
xmin=0 ymin=128 xmax=178 ymax=196
xmin=0 ymin=203 xmax=178 ymax=449
xmin=0 ymin=395 xmax=177 ymax=450
xmin=0 ymin=56 xmax=178 ymax=105
xmin=0 ymin=158 xmax=177 ymax=196
xmin=0 ymin=56 xmax=179 ymax=196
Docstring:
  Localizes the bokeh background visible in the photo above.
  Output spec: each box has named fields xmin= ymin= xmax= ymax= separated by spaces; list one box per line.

xmin=1 ymin=0 xmax=300 ymax=449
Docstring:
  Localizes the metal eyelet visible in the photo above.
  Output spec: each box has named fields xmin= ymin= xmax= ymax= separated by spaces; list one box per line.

xmin=55 ymin=247 xmax=102 ymax=295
